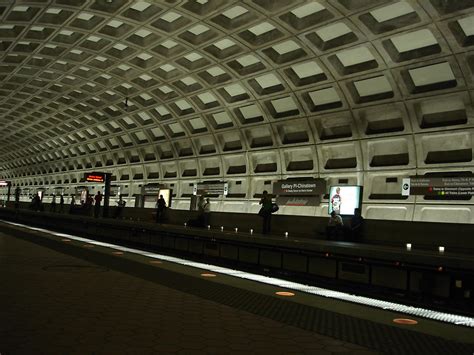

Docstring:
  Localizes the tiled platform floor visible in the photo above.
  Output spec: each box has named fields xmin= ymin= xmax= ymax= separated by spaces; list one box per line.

xmin=1 ymin=226 xmax=473 ymax=355
xmin=0 ymin=231 xmax=377 ymax=355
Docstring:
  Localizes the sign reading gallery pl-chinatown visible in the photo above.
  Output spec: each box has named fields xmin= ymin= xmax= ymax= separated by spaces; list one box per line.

xmin=84 ymin=172 xmax=107 ymax=183
xmin=273 ymin=179 xmax=326 ymax=196
xmin=402 ymin=176 xmax=474 ymax=196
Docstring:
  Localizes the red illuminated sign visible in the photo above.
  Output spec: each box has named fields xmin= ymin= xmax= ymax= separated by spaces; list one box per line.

xmin=85 ymin=172 xmax=106 ymax=183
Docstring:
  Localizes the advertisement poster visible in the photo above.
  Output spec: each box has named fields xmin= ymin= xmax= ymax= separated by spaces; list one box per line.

xmin=328 ymin=186 xmax=362 ymax=215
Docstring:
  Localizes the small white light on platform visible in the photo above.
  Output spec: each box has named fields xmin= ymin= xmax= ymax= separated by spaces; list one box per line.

xmin=184 ymin=222 xmax=187 ymax=227
xmin=235 ymin=227 xmax=238 ymax=233
xmin=250 ymin=229 xmax=253 ymax=235
xmin=285 ymin=232 xmax=288 ymax=237
xmin=406 ymin=243 xmax=412 ymax=251
xmin=220 ymin=226 xmax=224 ymax=231
xmin=207 ymin=225 xmax=211 ymax=230
xmin=439 ymin=246 xmax=445 ymax=253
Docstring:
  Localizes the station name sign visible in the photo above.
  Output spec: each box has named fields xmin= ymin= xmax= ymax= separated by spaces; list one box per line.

xmin=85 ymin=172 xmax=107 ymax=183
xmin=273 ymin=179 xmax=326 ymax=196
xmin=0 ymin=180 xmax=10 ymax=187
xmin=402 ymin=176 xmax=474 ymax=196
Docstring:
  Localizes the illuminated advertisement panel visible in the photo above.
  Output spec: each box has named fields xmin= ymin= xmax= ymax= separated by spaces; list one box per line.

xmin=328 ymin=186 xmax=363 ymax=216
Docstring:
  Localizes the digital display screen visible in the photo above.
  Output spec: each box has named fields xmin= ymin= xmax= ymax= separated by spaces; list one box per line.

xmin=85 ymin=173 xmax=105 ymax=183
xmin=328 ymin=186 xmax=362 ymax=215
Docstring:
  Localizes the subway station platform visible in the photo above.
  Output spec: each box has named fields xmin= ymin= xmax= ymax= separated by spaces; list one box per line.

xmin=1 ymin=207 xmax=474 ymax=317
xmin=1 ymin=217 xmax=474 ymax=354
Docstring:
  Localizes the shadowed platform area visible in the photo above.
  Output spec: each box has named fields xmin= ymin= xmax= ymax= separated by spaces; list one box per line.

xmin=1 ymin=222 xmax=474 ymax=354
xmin=0 ymin=230 xmax=376 ymax=355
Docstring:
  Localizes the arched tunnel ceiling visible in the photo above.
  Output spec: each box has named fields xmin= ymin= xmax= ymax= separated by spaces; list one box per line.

xmin=0 ymin=0 xmax=474 ymax=196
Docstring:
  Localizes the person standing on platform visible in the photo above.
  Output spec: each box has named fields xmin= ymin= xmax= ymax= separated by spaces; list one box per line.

xmin=156 ymin=194 xmax=167 ymax=223
xmin=202 ymin=197 xmax=211 ymax=227
xmin=258 ymin=190 xmax=273 ymax=234
xmin=59 ymin=194 xmax=64 ymax=213
xmin=69 ymin=195 xmax=76 ymax=214
xmin=14 ymin=187 xmax=20 ymax=209
xmin=114 ymin=195 xmax=126 ymax=219
xmin=50 ymin=194 xmax=57 ymax=213
xmin=94 ymin=191 xmax=102 ymax=218
xmin=331 ymin=187 xmax=342 ymax=215
xmin=326 ymin=211 xmax=343 ymax=240
xmin=31 ymin=193 xmax=41 ymax=211
xmin=349 ymin=208 xmax=364 ymax=242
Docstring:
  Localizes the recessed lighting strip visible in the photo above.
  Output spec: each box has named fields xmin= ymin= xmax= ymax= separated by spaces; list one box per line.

xmin=3 ymin=220 xmax=473 ymax=328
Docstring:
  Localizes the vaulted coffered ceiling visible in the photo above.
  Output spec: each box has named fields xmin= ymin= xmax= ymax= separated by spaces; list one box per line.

xmin=0 ymin=0 xmax=473 ymax=211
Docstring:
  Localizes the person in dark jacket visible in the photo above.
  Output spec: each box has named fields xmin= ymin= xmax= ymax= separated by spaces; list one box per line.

xmin=94 ymin=191 xmax=102 ymax=218
xmin=114 ymin=195 xmax=126 ymax=219
xmin=156 ymin=195 xmax=167 ymax=223
xmin=50 ymin=194 xmax=57 ymax=212
xmin=349 ymin=208 xmax=364 ymax=242
xmin=59 ymin=194 xmax=64 ymax=213
xmin=258 ymin=191 xmax=273 ymax=234
xmin=69 ymin=195 xmax=76 ymax=214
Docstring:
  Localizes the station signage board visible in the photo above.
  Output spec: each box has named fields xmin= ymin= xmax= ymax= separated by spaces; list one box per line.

xmin=194 ymin=182 xmax=228 ymax=196
xmin=143 ymin=184 xmax=161 ymax=195
xmin=85 ymin=172 xmax=106 ymax=183
xmin=0 ymin=180 xmax=9 ymax=187
xmin=110 ymin=185 xmax=120 ymax=196
xmin=275 ymin=196 xmax=321 ymax=206
xmin=273 ymin=179 xmax=326 ymax=196
xmin=401 ymin=176 xmax=474 ymax=196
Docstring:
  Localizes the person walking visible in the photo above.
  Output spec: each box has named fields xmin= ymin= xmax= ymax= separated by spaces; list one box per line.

xmin=258 ymin=190 xmax=273 ymax=234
